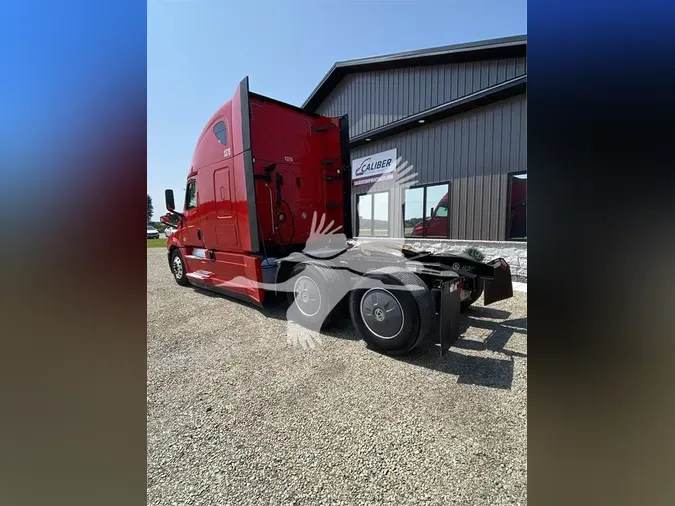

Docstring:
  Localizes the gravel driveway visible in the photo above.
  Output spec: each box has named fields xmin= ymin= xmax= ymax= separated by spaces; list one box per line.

xmin=147 ymin=248 xmax=527 ymax=506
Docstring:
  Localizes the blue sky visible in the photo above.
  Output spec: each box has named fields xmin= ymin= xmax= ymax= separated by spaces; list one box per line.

xmin=148 ymin=0 xmax=527 ymax=220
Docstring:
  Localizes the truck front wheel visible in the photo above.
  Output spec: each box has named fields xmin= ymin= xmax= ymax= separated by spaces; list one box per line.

xmin=170 ymin=249 xmax=190 ymax=286
xmin=349 ymin=268 xmax=434 ymax=355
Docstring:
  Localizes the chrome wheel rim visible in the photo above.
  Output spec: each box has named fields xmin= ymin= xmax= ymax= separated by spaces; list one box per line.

xmin=172 ymin=256 xmax=183 ymax=279
xmin=360 ymin=288 xmax=404 ymax=339
xmin=293 ymin=275 xmax=322 ymax=317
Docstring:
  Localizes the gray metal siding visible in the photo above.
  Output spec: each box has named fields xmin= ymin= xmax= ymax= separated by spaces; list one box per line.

xmin=351 ymin=94 xmax=526 ymax=241
xmin=317 ymin=57 xmax=526 ymax=138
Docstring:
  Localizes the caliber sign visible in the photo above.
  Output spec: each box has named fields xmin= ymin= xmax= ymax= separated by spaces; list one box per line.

xmin=351 ymin=149 xmax=397 ymax=187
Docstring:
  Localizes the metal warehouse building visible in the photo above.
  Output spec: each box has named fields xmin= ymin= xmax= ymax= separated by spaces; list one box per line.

xmin=303 ymin=35 xmax=527 ymax=245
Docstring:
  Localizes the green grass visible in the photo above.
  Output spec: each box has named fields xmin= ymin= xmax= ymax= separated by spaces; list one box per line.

xmin=147 ymin=238 xmax=168 ymax=248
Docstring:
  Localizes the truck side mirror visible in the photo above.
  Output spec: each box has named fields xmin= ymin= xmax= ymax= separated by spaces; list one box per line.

xmin=165 ymin=189 xmax=176 ymax=211
xmin=430 ymin=207 xmax=435 ymax=218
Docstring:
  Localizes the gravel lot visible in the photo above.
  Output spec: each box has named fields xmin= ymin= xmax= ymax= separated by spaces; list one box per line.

xmin=147 ymin=248 xmax=527 ymax=506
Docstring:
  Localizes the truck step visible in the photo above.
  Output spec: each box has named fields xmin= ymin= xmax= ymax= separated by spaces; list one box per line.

xmin=320 ymin=158 xmax=338 ymax=165
xmin=326 ymin=202 xmax=343 ymax=208
xmin=187 ymin=270 xmax=213 ymax=280
xmin=311 ymin=124 xmax=336 ymax=132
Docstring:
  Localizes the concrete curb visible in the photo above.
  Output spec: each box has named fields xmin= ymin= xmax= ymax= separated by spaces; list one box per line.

xmin=513 ymin=281 xmax=527 ymax=293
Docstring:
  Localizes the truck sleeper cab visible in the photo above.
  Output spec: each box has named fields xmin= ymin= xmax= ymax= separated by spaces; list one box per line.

xmin=163 ymin=77 xmax=514 ymax=356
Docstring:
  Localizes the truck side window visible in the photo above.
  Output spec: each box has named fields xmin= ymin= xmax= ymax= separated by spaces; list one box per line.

xmin=435 ymin=205 xmax=448 ymax=217
xmin=213 ymin=121 xmax=228 ymax=146
xmin=185 ymin=180 xmax=197 ymax=210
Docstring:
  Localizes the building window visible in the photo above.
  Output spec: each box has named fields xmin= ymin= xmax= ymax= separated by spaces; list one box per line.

xmin=185 ymin=180 xmax=198 ymax=210
xmin=507 ymin=172 xmax=527 ymax=240
xmin=357 ymin=191 xmax=389 ymax=237
xmin=213 ymin=121 xmax=228 ymax=145
xmin=403 ymin=183 xmax=450 ymax=238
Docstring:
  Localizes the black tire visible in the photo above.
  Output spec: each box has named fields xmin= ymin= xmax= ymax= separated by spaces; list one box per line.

xmin=461 ymin=278 xmax=484 ymax=310
xmin=349 ymin=267 xmax=434 ymax=355
xmin=170 ymin=248 xmax=190 ymax=286
xmin=286 ymin=263 xmax=344 ymax=331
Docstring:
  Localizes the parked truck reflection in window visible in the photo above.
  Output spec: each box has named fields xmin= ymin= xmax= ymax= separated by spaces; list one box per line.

xmin=406 ymin=184 xmax=450 ymax=238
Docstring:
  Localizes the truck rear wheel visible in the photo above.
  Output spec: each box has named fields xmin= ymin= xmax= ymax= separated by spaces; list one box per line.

xmin=170 ymin=249 xmax=190 ymax=286
xmin=349 ymin=268 xmax=434 ymax=355
xmin=286 ymin=263 xmax=343 ymax=331
xmin=461 ymin=278 xmax=484 ymax=310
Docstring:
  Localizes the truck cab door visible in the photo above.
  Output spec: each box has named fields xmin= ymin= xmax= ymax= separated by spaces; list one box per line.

xmin=427 ymin=203 xmax=449 ymax=237
xmin=181 ymin=178 xmax=205 ymax=247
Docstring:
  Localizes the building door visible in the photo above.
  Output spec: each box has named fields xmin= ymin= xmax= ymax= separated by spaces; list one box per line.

xmin=508 ymin=172 xmax=527 ymax=240
xmin=356 ymin=191 xmax=389 ymax=237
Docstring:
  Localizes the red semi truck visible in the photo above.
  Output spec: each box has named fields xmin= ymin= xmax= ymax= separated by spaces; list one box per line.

xmin=410 ymin=192 xmax=450 ymax=237
xmin=161 ymin=77 xmax=513 ymax=356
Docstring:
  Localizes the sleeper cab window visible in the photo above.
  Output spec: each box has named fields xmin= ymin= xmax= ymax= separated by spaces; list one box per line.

xmin=213 ymin=121 xmax=228 ymax=146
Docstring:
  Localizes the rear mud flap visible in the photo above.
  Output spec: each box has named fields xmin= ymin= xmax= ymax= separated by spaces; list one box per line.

xmin=483 ymin=259 xmax=514 ymax=306
xmin=439 ymin=279 xmax=461 ymax=355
